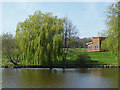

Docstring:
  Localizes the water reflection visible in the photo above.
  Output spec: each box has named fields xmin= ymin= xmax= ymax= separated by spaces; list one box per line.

xmin=19 ymin=69 xmax=65 ymax=88
xmin=2 ymin=68 xmax=118 ymax=88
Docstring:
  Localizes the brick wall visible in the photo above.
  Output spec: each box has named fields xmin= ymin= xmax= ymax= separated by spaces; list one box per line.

xmin=88 ymin=37 xmax=106 ymax=52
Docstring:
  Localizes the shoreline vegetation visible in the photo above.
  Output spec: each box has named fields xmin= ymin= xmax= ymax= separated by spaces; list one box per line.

xmin=1 ymin=48 xmax=119 ymax=68
xmin=1 ymin=64 xmax=119 ymax=68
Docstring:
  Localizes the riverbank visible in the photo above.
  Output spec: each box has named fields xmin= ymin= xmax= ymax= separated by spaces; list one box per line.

xmin=2 ymin=48 xmax=118 ymax=68
xmin=1 ymin=64 xmax=120 ymax=68
xmin=67 ymin=48 xmax=118 ymax=63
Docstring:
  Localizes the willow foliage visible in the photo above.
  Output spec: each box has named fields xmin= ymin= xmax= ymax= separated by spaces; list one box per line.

xmin=16 ymin=11 xmax=64 ymax=65
xmin=101 ymin=2 xmax=119 ymax=57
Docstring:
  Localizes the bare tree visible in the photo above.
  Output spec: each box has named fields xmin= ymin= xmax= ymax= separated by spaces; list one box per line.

xmin=62 ymin=17 xmax=78 ymax=67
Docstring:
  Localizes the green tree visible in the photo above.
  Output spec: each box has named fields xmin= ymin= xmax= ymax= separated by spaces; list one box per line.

xmin=101 ymin=2 xmax=119 ymax=57
xmin=15 ymin=11 xmax=64 ymax=66
xmin=68 ymin=38 xmax=77 ymax=48
xmin=1 ymin=33 xmax=19 ymax=65
xmin=77 ymin=38 xmax=92 ymax=48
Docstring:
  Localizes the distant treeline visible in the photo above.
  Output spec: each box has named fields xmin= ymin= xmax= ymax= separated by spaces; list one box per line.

xmin=67 ymin=37 xmax=92 ymax=48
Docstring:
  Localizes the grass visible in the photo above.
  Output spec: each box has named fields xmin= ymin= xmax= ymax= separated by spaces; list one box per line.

xmin=66 ymin=48 xmax=88 ymax=61
xmin=88 ymin=52 xmax=118 ymax=63
xmin=66 ymin=48 xmax=118 ymax=64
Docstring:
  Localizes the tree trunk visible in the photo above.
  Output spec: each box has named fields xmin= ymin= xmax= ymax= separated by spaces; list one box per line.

xmin=2 ymin=50 xmax=18 ymax=65
xmin=10 ymin=57 xmax=18 ymax=65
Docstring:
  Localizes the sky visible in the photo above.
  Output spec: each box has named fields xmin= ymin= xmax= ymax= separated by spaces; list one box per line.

xmin=1 ymin=1 xmax=114 ymax=38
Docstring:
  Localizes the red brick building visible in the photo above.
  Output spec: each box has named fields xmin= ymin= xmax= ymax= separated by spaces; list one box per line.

xmin=86 ymin=37 xmax=106 ymax=52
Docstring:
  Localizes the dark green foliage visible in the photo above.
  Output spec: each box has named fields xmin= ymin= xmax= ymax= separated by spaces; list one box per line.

xmin=1 ymin=33 xmax=19 ymax=65
xmin=76 ymin=52 xmax=90 ymax=67
xmin=2 ymin=33 xmax=15 ymax=57
xmin=68 ymin=38 xmax=77 ymax=48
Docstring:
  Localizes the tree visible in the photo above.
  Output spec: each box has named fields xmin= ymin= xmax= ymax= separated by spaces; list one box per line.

xmin=62 ymin=17 xmax=77 ymax=67
xmin=101 ymin=2 xmax=119 ymax=57
xmin=118 ymin=1 xmax=120 ymax=61
xmin=77 ymin=38 xmax=92 ymax=48
xmin=98 ymin=30 xmax=108 ymax=37
xmin=15 ymin=10 xmax=64 ymax=66
xmin=68 ymin=38 xmax=77 ymax=48
xmin=1 ymin=33 xmax=19 ymax=65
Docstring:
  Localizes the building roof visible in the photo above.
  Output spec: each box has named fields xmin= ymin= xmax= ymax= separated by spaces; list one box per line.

xmin=86 ymin=42 xmax=93 ymax=45
xmin=86 ymin=37 xmax=106 ymax=45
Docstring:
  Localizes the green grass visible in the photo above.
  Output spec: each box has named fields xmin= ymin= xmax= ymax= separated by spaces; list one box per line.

xmin=66 ymin=48 xmax=88 ymax=61
xmin=66 ymin=48 xmax=118 ymax=64
xmin=88 ymin=52 xmax=118 ymax=63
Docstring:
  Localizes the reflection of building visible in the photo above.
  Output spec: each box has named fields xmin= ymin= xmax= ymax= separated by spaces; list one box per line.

xmin=86 ymin=37 xmax=106 ymax=52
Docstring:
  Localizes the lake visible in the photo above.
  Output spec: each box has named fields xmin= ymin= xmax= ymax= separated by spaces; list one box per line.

xmin=1 ymin=68 xmax=118 ymax=88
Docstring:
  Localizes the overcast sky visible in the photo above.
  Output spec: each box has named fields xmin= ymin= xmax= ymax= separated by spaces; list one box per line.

xmin=1 ymin=1 xmax=113 ymax=38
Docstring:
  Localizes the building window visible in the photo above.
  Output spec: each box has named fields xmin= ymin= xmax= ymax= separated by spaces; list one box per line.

xmin=94 ymin=45 xmax=99 ymax=50
xmin=89 ymin=46 xmax=92 ymax=50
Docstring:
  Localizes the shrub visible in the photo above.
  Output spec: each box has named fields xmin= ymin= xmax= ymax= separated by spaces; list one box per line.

xmin=76 ymin=52 xmax=91 ymax=67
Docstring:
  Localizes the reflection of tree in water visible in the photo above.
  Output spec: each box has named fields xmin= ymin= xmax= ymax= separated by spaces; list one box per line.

xmin=91 ymin=68 xmax=118 ymax=87
xmin=18 ymin=69 xmax=66 ymax=88
xmin=99 ymin=69 xmax=118 ymax=84
xmin=2 ymin=69 xmax=23 ymax=88
xmin=2 ymin=68 xmax=118 ymax=88
xmin=75 ymin=68 xmax=91 ymax=73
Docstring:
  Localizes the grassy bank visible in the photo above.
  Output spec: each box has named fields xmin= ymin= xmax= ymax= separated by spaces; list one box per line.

xmin=66 ymin=48 xmax=118 ymax=64
xmin=88 ymin=52 xmax=118 ymax=63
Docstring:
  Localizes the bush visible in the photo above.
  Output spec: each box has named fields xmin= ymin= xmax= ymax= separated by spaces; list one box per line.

xmin=76 ymin=52 xmax=91 ymax=67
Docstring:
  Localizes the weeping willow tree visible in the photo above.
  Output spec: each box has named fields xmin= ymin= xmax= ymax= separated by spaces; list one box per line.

xmin=15 ymin=11 xmax=64 ymax=66
xmin=101 ymin=2 xmax=120 ymax=58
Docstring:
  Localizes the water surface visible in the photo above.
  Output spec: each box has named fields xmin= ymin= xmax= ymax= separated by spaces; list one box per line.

xmin=2 ymin=68 xmax=118 ymax=88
